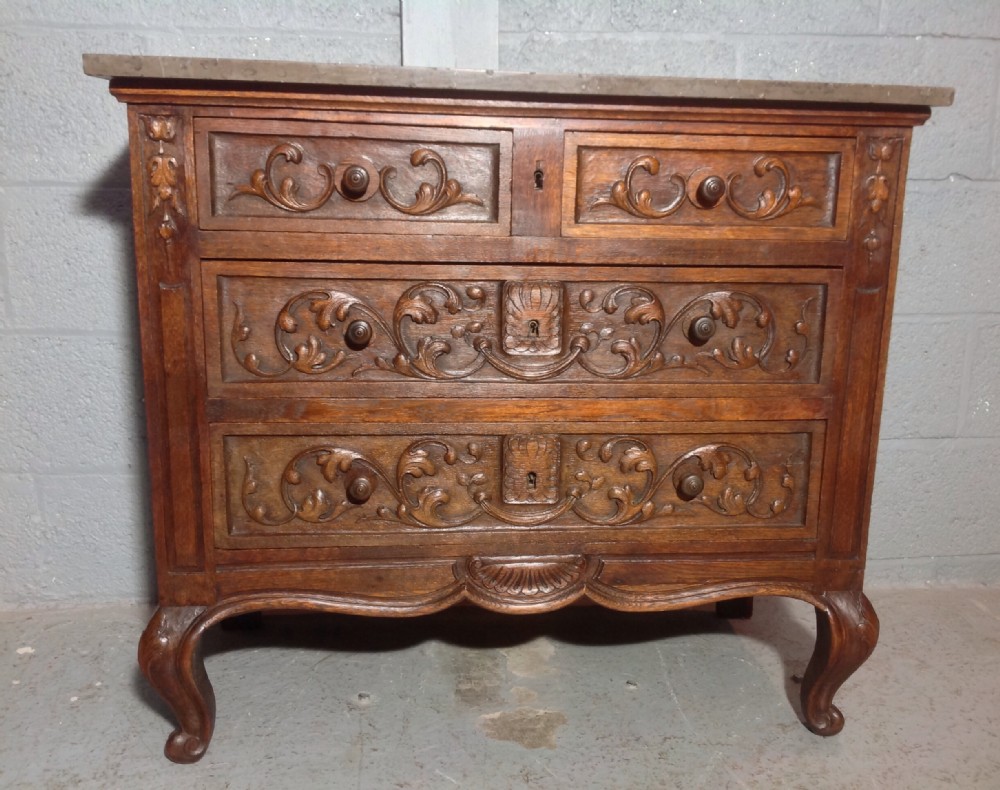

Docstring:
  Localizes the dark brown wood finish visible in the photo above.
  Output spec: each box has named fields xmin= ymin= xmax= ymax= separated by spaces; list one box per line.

xmin=91 ymin=60 xmax=942 ymax=761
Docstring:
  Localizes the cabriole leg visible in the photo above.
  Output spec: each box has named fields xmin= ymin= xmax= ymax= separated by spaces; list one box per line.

xmin=138 ymin=606 xmax=216 ymax=763
xmin=801 ymin=590 xmax=879 ymax=736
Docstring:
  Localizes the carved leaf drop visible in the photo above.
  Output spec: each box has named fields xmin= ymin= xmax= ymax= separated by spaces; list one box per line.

xmin=142 ymin=115 xmax=184 ymax=245
xmin=861 ymin=138 xmax=902 ymax=267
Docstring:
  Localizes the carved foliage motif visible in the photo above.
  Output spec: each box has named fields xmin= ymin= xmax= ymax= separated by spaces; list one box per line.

xmin=594 ymin=154 xmax=819 ymax=221
xmin=861 ymin=138 xmax=903 ymax=266
xmin=230 ymin=280 xmax=817 ymax=382
xmin=241 ymin=434 xmax=799 ymax=530
xmin=143 ymin=116 xmax=184 ymax=242
xmin=230 ymin=143 xmax=483 ymax=216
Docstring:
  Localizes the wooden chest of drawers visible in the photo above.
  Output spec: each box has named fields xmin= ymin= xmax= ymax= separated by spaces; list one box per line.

xmin=85 ymin=54 xmax=950 ymax=762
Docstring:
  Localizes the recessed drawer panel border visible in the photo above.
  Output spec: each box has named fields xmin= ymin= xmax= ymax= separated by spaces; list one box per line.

xmin=564 ymin=132 xmax=854 ymax=240
xmin=212 ymin=420 xmax=825 ymax=550
xmin=202 ymin=260 xmax=841 ymax=398
xmin=195 ymin=118 xmax=512 ymax=235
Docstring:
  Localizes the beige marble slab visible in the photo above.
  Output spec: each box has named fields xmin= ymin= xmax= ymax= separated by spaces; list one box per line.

xmin=82 ymin=53 xmax=953 ymax=107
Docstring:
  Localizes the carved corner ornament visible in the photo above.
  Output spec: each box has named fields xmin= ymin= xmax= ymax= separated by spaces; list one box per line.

xmin=230 ymin=143 xmax=483 ymax=216
xmin=861 ymin=138 xmax=903 ymax=267
xmin=595 ymin=154 xmax=818 ymax=221
xmin=142 ymin=115 xmax=184 ymax=244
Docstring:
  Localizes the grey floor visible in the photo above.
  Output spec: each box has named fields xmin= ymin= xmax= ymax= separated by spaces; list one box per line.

xmin=2 ymin=588 xmax=998 ymax=789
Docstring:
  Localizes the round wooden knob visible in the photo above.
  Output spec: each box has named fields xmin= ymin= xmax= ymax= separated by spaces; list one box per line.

xmin=677 ymin=474 xmax=704 ymax=500
xmin=695 ymin=175 xmax=726 ymax=208
xmin=688 ymin=316 xmax=716 ymax=345
xmin=340 ymin=165 xmax=370 ymax=200
xmin=346 ymin=475 xmax=374 ymax=504
xmin=344 ymin=320 xmax=373 ymax=350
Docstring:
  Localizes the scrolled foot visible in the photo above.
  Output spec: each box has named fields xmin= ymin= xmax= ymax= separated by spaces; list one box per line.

xmin=801 ymin=590 xmax=878 ymax=736
xmin=139 ymin=606 xmax=216 ymax=763
xmin=165 ymin=730 xmax=209 ymax=764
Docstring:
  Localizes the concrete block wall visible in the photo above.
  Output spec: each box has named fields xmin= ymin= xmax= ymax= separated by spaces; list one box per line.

xmin=499 ymin=3 xmax=1000 ymax=586
xmin=0 ymin=0 xmax=997 ymax=606
xmin=0 ymin=1 xmax=402 ymax=607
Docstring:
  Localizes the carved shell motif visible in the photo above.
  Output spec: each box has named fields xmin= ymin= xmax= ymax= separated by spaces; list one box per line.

xmin=463 ymin=556 xmax=591 ymax=597
xmin=502 ymin=282 xmax=563 ymax=356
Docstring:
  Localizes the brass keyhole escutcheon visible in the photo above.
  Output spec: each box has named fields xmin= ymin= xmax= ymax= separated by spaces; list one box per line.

xmin=534 ymin=160 xmax=544 ymax=190
xmin=528 ymin=320 xmax=540 ymax=336
xmin=527 ymin=471 xmax=538 ymax=489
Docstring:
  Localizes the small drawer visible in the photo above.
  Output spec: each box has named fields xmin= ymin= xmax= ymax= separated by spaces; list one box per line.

xmin=195 ymin=118 xmax=511 ymax=235
xmin=205 ymin=261 xmax=833 ymax=396
xmin=564 ymin=132 xmax=853 ymax=240
xmin=213 ymin=422 xmax=821 ymax=549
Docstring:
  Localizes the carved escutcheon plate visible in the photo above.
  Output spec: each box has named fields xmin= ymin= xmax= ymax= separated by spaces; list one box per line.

xmin=503 ymin=435 xmax=561 ymax=504
xmin=502 ymin=282 xmax=563 ymax=356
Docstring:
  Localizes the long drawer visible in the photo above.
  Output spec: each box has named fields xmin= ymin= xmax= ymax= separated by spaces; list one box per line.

xmin=212 ymin=420 xmax=824 ymax=550
xmin=203 ymin=261 xmax=839 ymax=397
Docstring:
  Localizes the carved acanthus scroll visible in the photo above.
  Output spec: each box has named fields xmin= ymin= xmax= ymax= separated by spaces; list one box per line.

xmin=231 ymin=142 xmax=336 ymax=212
xmin=596 ymin=155 xmax=686 ymax=218
xmin=230 ymin=143 xmax=483 ymax=216
xmin=379 ymin=148 xmax=484 ymax=215
xmin=595 ymin=154 xmax=818 ymax=221
xmin=726 ymin=156 xmax=819 ymax=220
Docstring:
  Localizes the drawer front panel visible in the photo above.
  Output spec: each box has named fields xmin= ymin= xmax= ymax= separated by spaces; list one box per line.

xmin=214 ymin=422 xmax=822 ymax=549
xmin=207 ymin=264 xmax=831 ymax=394
xmin=564 ymin=133 xmax=853 ymax=240
xmin=196 ymin=119 xmax=511 ymax=234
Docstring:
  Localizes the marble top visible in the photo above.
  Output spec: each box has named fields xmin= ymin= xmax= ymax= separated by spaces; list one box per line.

xmin=82 ymin=54 xmax=953 ymax=107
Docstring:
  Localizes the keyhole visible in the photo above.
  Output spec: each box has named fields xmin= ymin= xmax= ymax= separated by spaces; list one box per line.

xmin=533 ymin=161 xmax=544 ymax=190
xmin=527 ymin=471 xmax=538 ymax=489
xmin=528 ymin=320 xmax=540 ymax=336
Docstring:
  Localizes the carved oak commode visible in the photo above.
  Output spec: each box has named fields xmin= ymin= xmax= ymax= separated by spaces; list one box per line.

xmin=83 ymin=54 xmax=951 ymax=762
